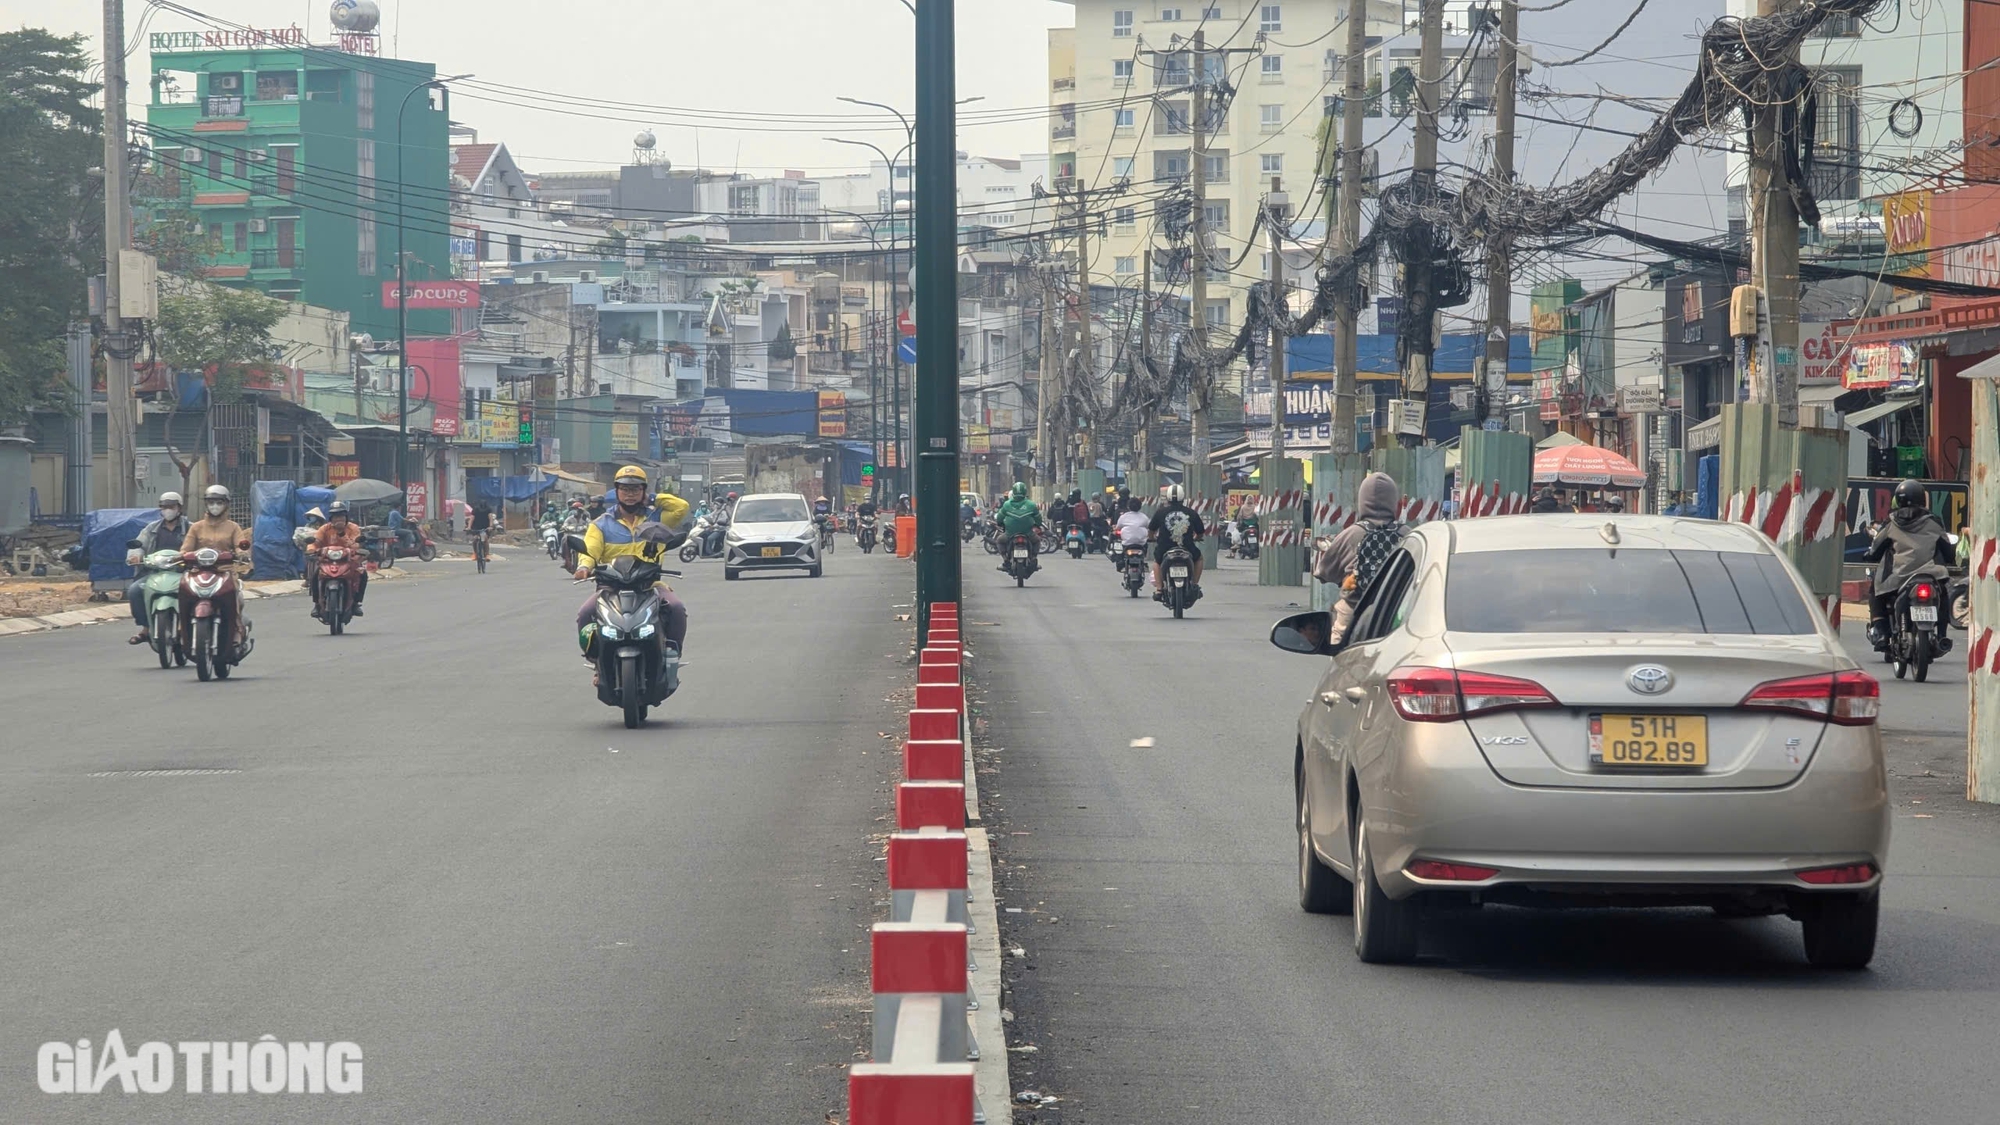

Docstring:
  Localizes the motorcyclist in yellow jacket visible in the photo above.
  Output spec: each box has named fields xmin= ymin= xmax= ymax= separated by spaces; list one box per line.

xmin=573 ymin=466 xmax=692 ymax=662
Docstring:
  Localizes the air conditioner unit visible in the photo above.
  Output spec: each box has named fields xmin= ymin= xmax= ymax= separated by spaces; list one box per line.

xmin=247 ymin=150 xmax=267 ymax=163
xmin=531 ymin=270 xmax=549 ymax=283
xmin=248 ymin=218 xmax=268 ymax=233
xmin=577 ymin=269 xmax=596 ymax=283
xmin=181 ymin=147 xmax=203 ymax=163
xmin=214 ymin=75 xmax=241 ymax=91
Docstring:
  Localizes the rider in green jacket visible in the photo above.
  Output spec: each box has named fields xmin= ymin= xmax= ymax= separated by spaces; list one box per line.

xmin=995 ymin=482 xmax=1044 ymax=570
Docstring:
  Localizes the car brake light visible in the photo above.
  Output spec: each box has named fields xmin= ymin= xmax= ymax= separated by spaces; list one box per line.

xmin=1914 ymin=582 xmax=1934 ymax=601
xmin=1740 ymin=670 xmax=1878 ymax=725
xmin=1385 ymin=666 xmax=1558 ymax=723
xmin=1795 ymin=862 xmax=1876 ymax=885
xmin=1405 ymin=860 xmax=1499 ymax=881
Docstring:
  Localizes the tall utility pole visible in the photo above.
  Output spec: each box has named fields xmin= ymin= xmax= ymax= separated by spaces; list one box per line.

xmin=1478 ymin=0 xmax=1518 ymax=430
xmin=1398 ymin=0 xmax=1445 ymax=448
xmin=1139 ymin=248 xmax=1156 ymax=471
xmin=101 ymin=0 xmax=137 ymax=509
xmin=1073 ymin=190 xmax=1095 ymax=472
xmin=1750 ymin=0 xmax=1802 ymax=426
xmin=1036 ymin=264 xmax=1055 ymax=498
xmin=1332 ymin=0 xmax=1367 ymax=456
xmin=912 ymin=0 xmax=961 ymax=632
xmin=1187 ymin=29 xmax=1213 ymax=463
xmin=1268 ymin=178 xmax=1288 ymax=466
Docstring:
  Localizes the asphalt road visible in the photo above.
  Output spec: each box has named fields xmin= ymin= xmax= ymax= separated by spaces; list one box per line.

xmin=971 ymin=548 xmax=2000 ymax=1124
xmin=0 ymin=539 xmax=917 ymax=1123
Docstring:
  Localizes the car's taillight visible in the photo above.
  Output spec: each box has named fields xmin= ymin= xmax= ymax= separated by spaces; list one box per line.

xmin=1405 ymin=860 xmax=1499 ymax=881
xmin=1915 ymin=582 xmax=1935 ymax=601
xmin=1795 ymin=862 xmax=1876 ymax=885
xmin=1740 ymin=670 xmax=1879 ymax=725
xmin=1385 ymin=666 xmax=1558 ymax=723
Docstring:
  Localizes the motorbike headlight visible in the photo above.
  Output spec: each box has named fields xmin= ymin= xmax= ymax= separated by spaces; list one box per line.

xmin=600 ymin=626 xmax=621 ymax=641
xmin=636 ymin=623 xmax=657 ymax=639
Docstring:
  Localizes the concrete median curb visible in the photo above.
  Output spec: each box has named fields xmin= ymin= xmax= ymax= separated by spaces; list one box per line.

xmin=850 ymin=601 xmax=1011 ymax=1125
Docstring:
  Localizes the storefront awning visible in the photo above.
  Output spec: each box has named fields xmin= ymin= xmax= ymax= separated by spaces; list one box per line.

xmin=1687 ymin=414 xmax=1723 ymax=452
xmin=1801 ymin=384 xmax=1845 ymax=405
xmin=1845 ymin=397 xmax=1920 ymax=427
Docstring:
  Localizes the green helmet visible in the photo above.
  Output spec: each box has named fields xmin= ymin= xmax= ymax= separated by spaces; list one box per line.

xmin=1011 ymin=482 xmax=1028 ymax=500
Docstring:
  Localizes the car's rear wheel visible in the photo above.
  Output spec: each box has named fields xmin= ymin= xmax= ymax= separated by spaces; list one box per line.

xmin=1800 ymin=892 xmax=1878 ymax=970
xmin=1351 ymin=810 xmax=1418 ymax=964
xmin=1297 ymin=775 xmax=1350 ymax=915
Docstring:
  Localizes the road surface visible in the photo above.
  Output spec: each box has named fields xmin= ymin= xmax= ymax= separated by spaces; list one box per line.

xmin=969 ymin=549 xmax=2000 ymax=1124
xmin=0 ymin=542 xmax=915 ymax=1123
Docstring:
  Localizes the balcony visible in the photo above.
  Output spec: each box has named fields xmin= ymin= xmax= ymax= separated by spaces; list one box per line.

xmin=251 ymin=248 xmax=302 ymax=270
xmin=1051 ymin=123 xmax=1076 ymax=141
xmin=203 ymin=95 xmax=244 ymax=117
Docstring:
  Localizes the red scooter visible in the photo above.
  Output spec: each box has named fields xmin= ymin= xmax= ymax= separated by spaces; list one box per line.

xmin=315 ymin=545 xmax=365 ymax=635
xmin=178 ymin=547 xmax=251 ymax=681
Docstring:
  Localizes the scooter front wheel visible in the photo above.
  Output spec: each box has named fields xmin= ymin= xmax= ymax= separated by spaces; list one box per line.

xmin=620 ymin=654 xmax=644 ymax=729
xmin=193 ymin=617 xmax=214 ymax=681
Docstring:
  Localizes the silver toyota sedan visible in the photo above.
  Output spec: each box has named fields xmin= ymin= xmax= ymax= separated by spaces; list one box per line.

xmin=1272 ymin=515 xmax=1888 ymax=968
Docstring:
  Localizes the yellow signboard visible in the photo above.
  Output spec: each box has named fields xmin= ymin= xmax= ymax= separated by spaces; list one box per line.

xmin=1882 ymin=190 xmax=1931 ymax=276
xmin=611 ymin=420 xmax=640 ymax=454
xmin=967 ymin=423 xmax=990 ymax=454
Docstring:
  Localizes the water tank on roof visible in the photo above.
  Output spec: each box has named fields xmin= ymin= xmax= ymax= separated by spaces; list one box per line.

xmin=634 ymin=130 xmax=656 ymax=150
xmin=329 ymin=0 xmax=380 ymax=32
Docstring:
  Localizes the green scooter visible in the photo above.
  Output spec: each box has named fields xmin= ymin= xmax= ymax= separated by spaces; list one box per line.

xmin=129 ymin=543 xmax=187 ymax=669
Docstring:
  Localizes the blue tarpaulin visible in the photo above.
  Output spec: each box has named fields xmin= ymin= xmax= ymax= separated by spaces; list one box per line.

xmin=705 ymin=388 xmax=820 ymax=436
xmin=251 ymin=480 xmax=303 ymax=579
xmin=1697 ymin=454 xmax=1720 ymax=519
xmin=82 ymin=507 xmax=157 ymax=587
xmin=468 ymin=475 xmax=556 ymax=504
xmin=1286 ymin=333 xmax=1534 ymax=377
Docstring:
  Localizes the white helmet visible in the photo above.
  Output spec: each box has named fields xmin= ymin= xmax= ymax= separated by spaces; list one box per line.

xmin=1165 ymin=483 xmax=1186 ymax=503
xmin=204 ymin=484 xmax=230 ymax=502
xmin=158 ymin=491 xmax=184 ymax=507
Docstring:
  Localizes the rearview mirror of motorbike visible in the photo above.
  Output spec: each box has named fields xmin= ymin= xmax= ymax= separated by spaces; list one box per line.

xmin=566 ymin=534 xmax=588 ymax=555
xmin=1270 ymin=611 xmax=1337 ymax=656
xmin=126 ymin=538 xmax=144 ymax=550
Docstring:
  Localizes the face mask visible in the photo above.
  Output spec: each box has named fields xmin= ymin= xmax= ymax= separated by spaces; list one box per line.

xmin=160 ymin=508 xmax=181 ymax=522
xmin=207 ymin=502 xmax=227 ymax=516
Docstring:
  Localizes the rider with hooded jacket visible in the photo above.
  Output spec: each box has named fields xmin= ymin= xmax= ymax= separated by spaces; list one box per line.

xmin=1864 ymin=478 xmax=1954 ymax=651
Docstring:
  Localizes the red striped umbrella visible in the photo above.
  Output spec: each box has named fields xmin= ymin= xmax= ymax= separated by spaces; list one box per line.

xmin=1532 ymin=443 xmax=1646 ymax=488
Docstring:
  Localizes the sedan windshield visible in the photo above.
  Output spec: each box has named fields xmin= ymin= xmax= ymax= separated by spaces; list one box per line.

xmin=1445 ymin=548 xmax=1818 ymax=635
xmin=734 ymin=498 xmax=809 ymax=523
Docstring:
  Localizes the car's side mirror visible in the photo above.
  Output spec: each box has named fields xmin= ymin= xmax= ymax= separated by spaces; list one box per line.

xmin=1270 ymin=610 xmax=1337 ymax=656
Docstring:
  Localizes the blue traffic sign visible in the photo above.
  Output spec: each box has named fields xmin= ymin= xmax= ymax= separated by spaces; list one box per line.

xmin=897 ymin=337 xmax=918 ymax=365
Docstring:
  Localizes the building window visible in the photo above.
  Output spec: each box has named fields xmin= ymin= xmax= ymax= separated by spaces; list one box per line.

xmin=233 ymin=221 xmax=247 ymax=252
xmin=356 ymin=139 xmax=375 ymax=202
xmin=1154 ymin=150 xmax=1190 ymax=180
xmin=1156 ymin=99 xmax=1191 ymax=135
xmin=1810 ymin=67 xmax=1862 ymax=201
xmin=1203 ymin=6 xmax=1222 ymax=17
xmin=1261 ymin=103 xmax=1284 ymax=131
xmin=1261 ymin=55 xmax=1283 ymax=81
xmin=1161 ymin=7 xmax=1182 ymax=20
xmin=1205 ymin=299 xmax=1230 ymax=327
xmin=1115 ymin=107 xmax=1136 ymax=131
xmin=1811 ymin=12 xmax=1861 ymax=36
xmin=1159 ymin=51 xmax=1192 ymax=87
xmin=1113 ymin=9 xmax=1134 ymax=36
xmin=355 ymin=70 xmax=373 ymax=130
xmin=1261 ymin=153 xmax=1284 ymax=175
xmin=1260 ymin=4 xmax=1281 ymax=32
xmin=1115 ymin=255 xmax=1137 ymax=275
xmin=1202 ymin=199 xmax=1230 ymax=233
xmin=1113 ymin=156 xmax=1136 ymax=180
xmin=1113 ymin=205 xmax=1137 ymax=228
xmin=272 ymin=145 xmax=296 ymax=194
xmin=1114 ymin=59 xmax=1134 ymax=85
xmin=1203 ymin=150 xmax=1229 ymax=183
xmin=206 ymin=147 xmax=221 ymax=179
xmin=231 ymin=147 xmax=245 ymax=179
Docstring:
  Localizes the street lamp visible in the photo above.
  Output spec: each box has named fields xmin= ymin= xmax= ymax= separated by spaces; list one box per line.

xmin=395 ymin=71 xmax=472 ymax=494
xmin=823 ymin=207 xmax=892 ymax=504
xmin=828 ymin=134 xmax=913 ymax=496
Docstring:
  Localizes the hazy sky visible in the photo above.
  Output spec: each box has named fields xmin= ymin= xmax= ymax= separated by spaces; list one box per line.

xmin=27 ymin=0 xmax=1728 ymax=282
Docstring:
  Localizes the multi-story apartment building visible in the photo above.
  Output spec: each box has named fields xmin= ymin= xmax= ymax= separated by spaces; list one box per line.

xmin=140 ymin=39 xmax=451 ymax=338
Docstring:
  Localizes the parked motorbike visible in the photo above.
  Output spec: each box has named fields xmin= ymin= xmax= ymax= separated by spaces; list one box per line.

xmin=1002 ymin=533 xmax=1039 ymax=587
xmin=1886 ymin=567 xmax=1953 ymax=682
xmin=1065 ymin=525 xmax=1087 ymax=559
xmin=981 ymin=523 xmax=1004 ymax=555
xmin=128 ymin=542 xmax=186 ymax=668
xmin=884 ymin=521 xmax=898 ymax=554
xmin=1952 ymin=574 xmax=1971 ymax=631
xmin=385 ymin=524 xmax=439 ymax=563
xmin=1118 ymin=542 xmax=1148 ymax=598
xmin=856 ymin=513 xmax=879 ymax=554
xmin=315 ymin=545 xmax=365 ymax=635
xmin=1159 ymin=547 xmax=1199 ymax=619
xmin=360 ymin=527 xmax=399 ymax=569
xmin=575 ymin=533 xmax=683 ymax=729
xmin=179 ymin=547 xmax=251 ymax=681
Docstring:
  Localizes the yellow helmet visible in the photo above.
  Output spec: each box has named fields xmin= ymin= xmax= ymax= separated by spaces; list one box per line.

xmin=613 ymin=465 xmax=648 ymax=486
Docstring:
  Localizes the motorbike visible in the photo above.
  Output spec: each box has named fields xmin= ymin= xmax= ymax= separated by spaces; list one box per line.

xmin=179 ymin=547 xmax=251 ymax=681
xmin=1885 ymin=567 xmax=1952 ymax=682
xmin=1065 ymin=524 xmax=1087 ymax=559
xmin=128 ymin=542 xmax=187 ymax=668
xmin=386 ymin=524 xmax=439 ymax=564
xmin=981 ymin=523 xmax=1005 ymax=555
xmin=1159 ymin=546 xmax=1199 ymax=619
xmin=961 ymin=516 xmax=978 ymax=543
xmin=1117 ymin=541 xmax=1148 ymax=598
xmin=560 ymin=520 xmax=590 ymax=570
xmin=884 ymin=520 xmax=898 ymax=554
xmin=817 ymin=514 xmax=837 ymax=553
xmin=315 ymin=544 xmax=365 ymax=635
xmin=1952 ymin=574 xmax=1971 ymax=631
xmin=1002 ymin=533 xmax=1039 ymax=587
xmin=541 ymin=523 xmax=562 ymax=559
xmin=856 ymin=513 xmax=879 ymax=554
xmin=679 ymin=515 xmax=726 ymax=563
xmin=360 ymin=526 xmax=399 ymax=569
xmin=1237 ymin=526 xmax=1261 ymax=560
xmin=574 ymin=533 xmax=683 ymax=729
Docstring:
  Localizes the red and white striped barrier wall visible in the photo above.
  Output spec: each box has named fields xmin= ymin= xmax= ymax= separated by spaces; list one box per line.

xmin=1721 ymin=469 xmax=1847 ymax=623
xmin=1455 ymin=479 xmax=1531 ymax=519
xmin=852 ymin=603 xmax=984 ymax=1125
xmin=1967 ymin=534 xmax=2000 ymax=677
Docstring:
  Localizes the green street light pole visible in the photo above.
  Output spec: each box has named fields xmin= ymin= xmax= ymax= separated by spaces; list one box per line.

xmin=913 ymin=0 xmax=960 ymax=634
xmin=395 ymin=71 xmax=470 ymax=494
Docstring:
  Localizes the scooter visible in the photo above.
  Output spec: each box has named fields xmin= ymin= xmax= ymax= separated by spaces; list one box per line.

xmin=541 ymin=523 xmax=562 ymax=559
xmin=179 ymin=547 xmax=252 ymax=681
xmin=1237 ymin=526 xmax=1261 ymax=560
xmin=884 ymin=520 xmax=898 ymax=555
xmin=1885 ymin=567 xmax=1953 ymax=683
xmin=856 ymin=513 xmax=879 ymax=554
xmin=1117 ymin=541 xmax=1148 ymax=598
xmin=679 ymin=515 xmax=726 ymax=563
xmin=961 ymin=517 xmax=978 ymax=543
xmin=1002 ymin=533 xmax=1039 ymax=587
xmin=575 ymin=533 xmax=683 ymax=729
xmin=386 ymin=524 xmax=440 ymax=563
xmin=128 ymin=543 xmax=187 ymax=668
xmin=1159 ymin=546 xmax=1199 ymax=619
xmin=315 ymin=544 xmax=365 ymax=635
xmin=1065 ymin=525 xmax=1087 ymax=559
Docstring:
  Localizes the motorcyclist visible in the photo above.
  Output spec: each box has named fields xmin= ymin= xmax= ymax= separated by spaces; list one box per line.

xmin=1865 ymin=478 xmax=1955 ymax=651
xmin=857 ymin=496 xmax=879 ymax=521
xmin=1313 ymin=472 xmax=1403 ymax=645
xmin=994 ymin=482 xmax=1044 ymax=571
xmin=575 ymin=466 xmax=692 ymax=677
xmin=702 ymin=491 xmax=737 ymax=557
xmin=306 ymin=500 xmax=369 ymax=618
xmin=296 ymin=506 xmax=328 ymax=600
xmin=126 ymin=491 xmax=191 ymax=645
xmin=1147 ymin=483 xmax=1208 ymax=599
xmin=959 ymin=496 xmax=977 ymax=529
xmin=1114 ymin=495 xmax=1150 ymax=565
xmin=812 ymin=493 xmax=834 ymax=538
xmin=1086 ymin=494 xmax=1111 ymax=552
xmin=1069 ymin=490 xmax=1089 ymax=530
xmin=895 ymin=492 xmax=913 ymax=517
xmin=177 ymin=484 xmax=252 ymax=650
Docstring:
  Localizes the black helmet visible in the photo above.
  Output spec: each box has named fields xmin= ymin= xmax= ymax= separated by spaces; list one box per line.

xmin=327 ymin=500 xmax=351 ymax=518
xmin=1893 ymin=478 xmax=1927 ymax=510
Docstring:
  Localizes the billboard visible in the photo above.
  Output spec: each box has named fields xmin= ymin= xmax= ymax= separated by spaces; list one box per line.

xmin=381 ymin=281 xmax=480 ymax=310
xmin=818 ymin=390 xmax=848 ymax=438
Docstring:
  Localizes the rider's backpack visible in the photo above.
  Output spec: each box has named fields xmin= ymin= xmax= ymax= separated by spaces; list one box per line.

xmin=1352 ymin=521 xmax=1405 ymax=592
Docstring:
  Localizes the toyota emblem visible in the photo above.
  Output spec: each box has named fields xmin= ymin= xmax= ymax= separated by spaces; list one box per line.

xmin=1628 ymin=665 xmax=1673 ymax=695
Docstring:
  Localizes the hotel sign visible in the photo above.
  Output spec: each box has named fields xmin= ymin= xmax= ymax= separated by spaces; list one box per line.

xmin=150 ymin=26 xmax=308 ymax=52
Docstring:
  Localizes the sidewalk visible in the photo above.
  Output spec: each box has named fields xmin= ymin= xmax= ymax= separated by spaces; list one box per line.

xmin=0 ymin=565 xmax=434 ymax=638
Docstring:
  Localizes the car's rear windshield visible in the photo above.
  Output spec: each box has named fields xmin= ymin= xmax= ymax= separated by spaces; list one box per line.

xmin=735 ymin=498 xmax=809 ymax=523
xmin=1445 ymin=548 xmax=1818 ymax=635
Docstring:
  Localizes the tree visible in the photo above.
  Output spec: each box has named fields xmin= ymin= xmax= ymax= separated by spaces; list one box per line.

xmin=153 ymin=283 xmax=286 ymax=404
xmin=767 ymin=324 xmax=797 ymax=362
xmin=0 ymin=30 xmax=102 ymax=423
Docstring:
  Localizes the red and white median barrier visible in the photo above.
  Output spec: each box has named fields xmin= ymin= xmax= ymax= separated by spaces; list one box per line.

xmin=851 ymin=603 xmax=990 ymax=1125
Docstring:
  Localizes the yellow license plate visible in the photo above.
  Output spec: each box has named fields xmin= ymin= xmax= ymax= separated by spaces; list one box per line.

xmin=761 ymin=546 xmax=782 ymax=558
xmin=1590 ymin=714 xmax=1708 ymax=767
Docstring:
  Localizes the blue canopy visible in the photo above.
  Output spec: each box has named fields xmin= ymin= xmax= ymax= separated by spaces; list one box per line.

xmin=82 ymin=507 xmax=158 ymax=586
